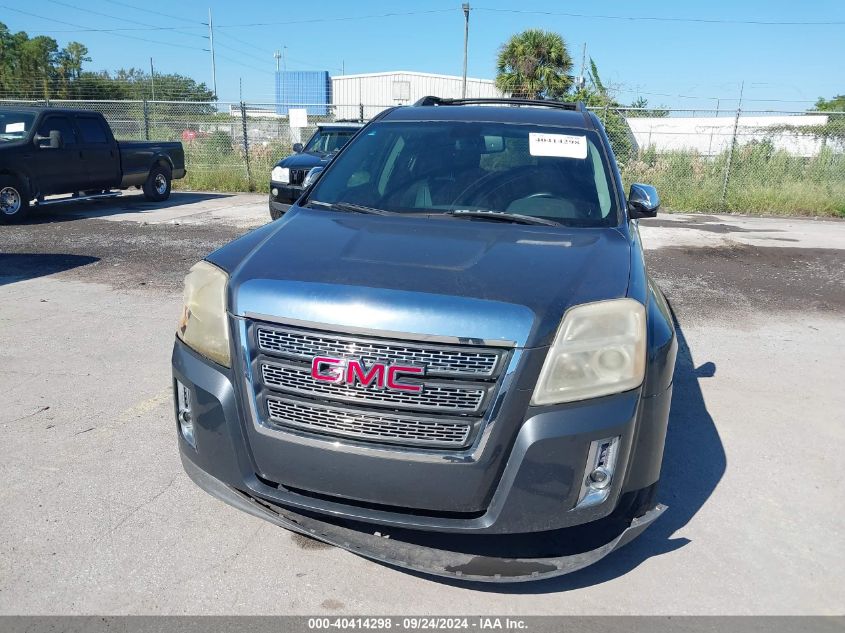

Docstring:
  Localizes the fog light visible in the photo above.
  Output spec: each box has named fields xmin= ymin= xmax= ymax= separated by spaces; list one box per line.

xmin=176 ymin=380 xmax=196 ymax=449
xmin=588 ymin=466 xmax=611 ymax=489
xmin=271 ymin=187 xmax=278 ymax=197
xmin=575 ymin=436 xmax=620 ymax=509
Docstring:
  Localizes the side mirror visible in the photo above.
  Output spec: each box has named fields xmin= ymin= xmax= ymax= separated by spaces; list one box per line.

xmin=292 ymin=142 xmax=304 ymax=153
xmin=302 ymin=166 xmax=324 ymax=189
xmin=36 ymin=130 xmax=63 ymax=149
xmin=628 ymin=183 xmax=660 ymax=219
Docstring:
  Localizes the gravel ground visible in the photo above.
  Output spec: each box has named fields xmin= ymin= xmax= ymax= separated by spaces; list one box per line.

xmin=1 ymin=196 xmax=843 ymax=615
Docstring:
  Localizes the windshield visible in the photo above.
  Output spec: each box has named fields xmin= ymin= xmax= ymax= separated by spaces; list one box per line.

xmin=306 ymin=120 xmax=618 ymax=226
xmin=0 ymin=111 xmax=36 ymax=142
xmin=304 ymin=129 xmax=357 ymax=154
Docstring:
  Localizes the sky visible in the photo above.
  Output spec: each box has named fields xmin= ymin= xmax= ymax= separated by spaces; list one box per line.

xmin=2 ymin=0 xmax=843 ymax=111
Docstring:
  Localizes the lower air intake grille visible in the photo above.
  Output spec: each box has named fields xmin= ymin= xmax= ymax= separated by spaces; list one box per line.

xmin=266 ymin=396 xmax=472 ymax=448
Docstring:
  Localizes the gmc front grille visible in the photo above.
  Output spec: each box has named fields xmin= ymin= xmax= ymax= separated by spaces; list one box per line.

xmin=246 ymin=321 xmax=510 ymax=449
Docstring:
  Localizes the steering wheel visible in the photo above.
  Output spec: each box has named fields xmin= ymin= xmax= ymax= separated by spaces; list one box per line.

xmin=447 ymin=170 xmax=503 ymax=207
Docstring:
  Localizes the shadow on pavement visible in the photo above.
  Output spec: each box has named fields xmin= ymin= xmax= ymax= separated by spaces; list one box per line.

xmin=21 ymin=191 xmax=233 ymax=223
xmin=0 ymin=253 xmax=99 ymax=285
xmin=423 ymin=317 xmax=725 ymax=593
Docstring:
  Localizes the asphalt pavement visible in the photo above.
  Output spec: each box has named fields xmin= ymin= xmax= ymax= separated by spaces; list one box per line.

xmin=1 ymin=192 xmax=843 ymax=615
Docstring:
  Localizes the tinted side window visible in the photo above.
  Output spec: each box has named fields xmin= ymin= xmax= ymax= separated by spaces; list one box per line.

xmin=38 ymin=116 xmax=78 ymax=146
xmin=76 ymin=117 xmax=109 ymax=144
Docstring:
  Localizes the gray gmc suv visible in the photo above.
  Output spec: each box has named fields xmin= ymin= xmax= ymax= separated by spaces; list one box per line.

xmin=172 ymin=97 xmax=677 ymax=582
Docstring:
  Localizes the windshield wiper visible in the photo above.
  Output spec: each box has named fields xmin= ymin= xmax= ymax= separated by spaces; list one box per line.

xmin=306 ymin=200 xmax=392 ymax=216
xmin=446 ymin=209 xmax=561 ymax=227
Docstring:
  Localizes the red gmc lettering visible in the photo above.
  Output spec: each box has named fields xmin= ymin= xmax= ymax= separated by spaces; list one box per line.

xmin=311 ymin=356 xmax=424 ymax=392
xmin=346 ymin=361 xmax=385 ymax=388
xmin=311 ymin=356 xmax=343 ymax=382
xmin=387 ymin=366 xmax=424 ymax=393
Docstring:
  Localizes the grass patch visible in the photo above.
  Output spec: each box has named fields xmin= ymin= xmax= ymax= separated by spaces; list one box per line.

xmin=621 ymin=143 xmax=845 ymax=217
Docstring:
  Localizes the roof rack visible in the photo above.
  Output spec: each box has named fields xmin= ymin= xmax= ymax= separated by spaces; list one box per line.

xmin=413 ymin=96 xmax=585 ymax=112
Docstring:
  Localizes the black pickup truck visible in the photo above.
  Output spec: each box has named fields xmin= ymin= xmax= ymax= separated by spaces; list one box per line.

xmin=0 ymin=107 xmax=186 ymax=223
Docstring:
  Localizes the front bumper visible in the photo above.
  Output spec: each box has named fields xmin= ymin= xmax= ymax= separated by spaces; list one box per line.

xmin=173 ymin=338 xmax=671 ymax=580
xmin=269 ymin=181 xmax=302 ymax=205
xmin=182 ymin=451 xmax=665 ymax=582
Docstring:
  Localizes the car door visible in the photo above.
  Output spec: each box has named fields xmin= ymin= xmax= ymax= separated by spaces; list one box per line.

xmin=32 ymin=114 xmax=86 ymax=195
xmin=74 ymin=115 xmax=120 ymax=190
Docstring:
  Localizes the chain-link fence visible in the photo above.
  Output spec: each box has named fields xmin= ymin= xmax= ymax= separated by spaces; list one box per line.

xmin=2 ymin=98 xmax=843 ymax=215
xmin=600 ymin=107 xmax=845 ymax=216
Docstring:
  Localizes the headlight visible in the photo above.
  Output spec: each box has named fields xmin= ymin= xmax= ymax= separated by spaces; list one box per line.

xmin=176 ymin=261 xmax=231 ymax=367
xmin=531 ymin=298 xmax=646 ymax=405
xmin=271 ymin=166 xmax=289 ymax=183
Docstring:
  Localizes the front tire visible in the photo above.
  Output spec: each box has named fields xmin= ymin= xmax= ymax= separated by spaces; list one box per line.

xmin=143 ymin=164 xmax=172 ymax=202
xmin=0 ymin=176 xmax=31 ymax=224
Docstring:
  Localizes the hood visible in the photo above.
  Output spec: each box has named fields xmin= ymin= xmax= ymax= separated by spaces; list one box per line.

xmin=276 ymin=152 xmax=329 ymax=169
xmin=223 ymin=208 xmax=631 ymax=348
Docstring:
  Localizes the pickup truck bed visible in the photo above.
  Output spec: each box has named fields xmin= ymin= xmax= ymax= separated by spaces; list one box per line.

xmin=116 ymin=140 xmax=186 ymax=188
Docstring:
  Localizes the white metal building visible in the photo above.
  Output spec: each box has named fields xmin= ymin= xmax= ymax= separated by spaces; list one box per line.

xmin=331 ymin=71 xmax=504 ymax=120
xmin=627 ymin=114 xmax=832 ymax=157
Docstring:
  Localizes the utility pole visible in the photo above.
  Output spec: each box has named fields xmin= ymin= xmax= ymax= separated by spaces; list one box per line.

xmin=280 ymin=46 xmax=287 ymax=112
xmin=208 ymin=8 xmax=218 ymax=98
xmin=149 ymin=57 xmax=155 ymax=101
xmin=274 ymin=50 xmax=281 ymax=72
xmin=578 ymin=43 xmax=587 ymax=90
xmin=720 ymin=81 xmax=744 ymax=210
xmin=461 ymin=3 xmax=470 ymax=98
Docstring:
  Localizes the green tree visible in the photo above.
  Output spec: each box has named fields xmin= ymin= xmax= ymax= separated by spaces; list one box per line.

xmin=495 ymin=29 xmax=573 ymax=99
xmin=0 ymin=23 xmax=25 ymax=98
xmin=19 ymin=35 xmax=59 ymax=99
xmin=0 ymin=21 xmax=213 ymax=102
xmin=62 ymin=42 xmax=90 ymax=80
xmin=568 ymin=58 xmax=638 ymax=161
xmin=814 ymin=95 xmax=845 ymax=112
xmin=626 ymin=96 xmax=669 ymax=118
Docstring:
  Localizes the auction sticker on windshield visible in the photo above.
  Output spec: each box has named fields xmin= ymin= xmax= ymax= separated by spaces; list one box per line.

xmin=529 ymin=132 xmax=587 ymax=159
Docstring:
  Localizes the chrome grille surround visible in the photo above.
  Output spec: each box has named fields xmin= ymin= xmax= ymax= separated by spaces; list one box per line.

xmin=256 ymin=325 xmax=503 ymax=378
xmin=265 ymin=396 xmax=471 ymax=447
xmin=246 ymin=320 xmax=510 ymax=449
xmin=261 ymin=360 xmax=488 ymax=414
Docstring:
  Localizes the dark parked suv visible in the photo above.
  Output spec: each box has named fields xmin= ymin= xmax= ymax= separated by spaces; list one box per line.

xmin=173 ymin=98 xmax=676 ymax=582
xmin=269 ymin=121 xmax=362 ymax=218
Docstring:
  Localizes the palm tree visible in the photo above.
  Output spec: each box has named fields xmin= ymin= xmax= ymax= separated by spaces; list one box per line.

xmin=495 ymin=30 xmax=573 ymax=100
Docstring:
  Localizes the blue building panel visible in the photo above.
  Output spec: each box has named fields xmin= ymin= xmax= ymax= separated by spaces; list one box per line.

xmin=275 ymin=70 xmax=331 ymax=116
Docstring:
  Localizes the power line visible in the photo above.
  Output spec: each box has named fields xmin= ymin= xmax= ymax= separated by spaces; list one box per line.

xmin=474 ymin=7 xmax=845 ymax=26
xmin=214 ymin=40 xmax=272 ymax=66
xmin=214 ymin=53 xmax=275 ymax=76
xmin=102 ymin=0 xmax=204 ymax=25
xmin=7 ymin=25 xmax=208 ymax=34
xmin=46 ymin=0 xmax=207 ymax=40
xmin=214 ymin=32 xmax=343 ymax=73
xmin=214 ymin=8 xmax=458 ymax=29
xmin=12 ymin=8 xmax=457 ymax=34
xmin=215 ymin=31 xmax=271 ymax=55
xmin=625 ymin=89 xmax=817 ymax=104
xmin=0 ymin=4 xmax=209 ymax=51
